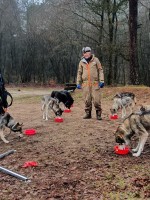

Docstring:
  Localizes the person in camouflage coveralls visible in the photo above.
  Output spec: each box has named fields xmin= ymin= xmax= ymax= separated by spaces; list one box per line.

xmin=76 ymin=47 xmax=104 ymax=120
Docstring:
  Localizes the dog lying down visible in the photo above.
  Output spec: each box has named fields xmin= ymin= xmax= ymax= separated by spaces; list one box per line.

xmin=110 ymin=92 xmax=137 ymax=118
xmin=115 ymin=105 xmax=150 ymax=157
xmin=41 ymin=95 xmax=63 ymax=121
xmin=0 ymin=112 xmax=22 ymax=143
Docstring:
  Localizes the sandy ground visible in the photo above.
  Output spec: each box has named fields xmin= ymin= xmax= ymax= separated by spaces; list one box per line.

xmin=0 ymin=86 xmax=150 ymax=200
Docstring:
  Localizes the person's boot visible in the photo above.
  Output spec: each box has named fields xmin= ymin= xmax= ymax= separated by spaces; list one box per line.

xmin=96 ymin=110 xmax=102 ymax=120
xmin=83 ymin=110 xmax=91 ymax=119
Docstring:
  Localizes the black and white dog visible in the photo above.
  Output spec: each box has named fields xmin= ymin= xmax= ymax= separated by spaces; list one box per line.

xmin=51 ymin=90 xmax=74 ymax=109
xmin=0 ymin=112 xmax=22 ymax=143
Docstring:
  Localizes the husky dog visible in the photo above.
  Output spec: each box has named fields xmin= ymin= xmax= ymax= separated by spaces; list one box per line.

xmin=0 ymin=112 xmax=22 ymax=143
xmin=110 ymin=92 xmax=137 ymax=118
xmin=41 ymin=95 xmax=63 ymax=121
xmin=51 ymin=90 xmax=74 ymax=109
xmin=115 ymin=105 xmax=150 ymax=157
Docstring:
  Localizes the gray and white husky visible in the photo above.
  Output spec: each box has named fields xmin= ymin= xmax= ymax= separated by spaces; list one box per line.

xmin=110 ymin=92 xmax=137 ymax=118
xmin=0 ymin=112 xmax=22 ymax=143
xmin=115 ymin=105 xmax=150 ymax=157
xmin=41 ymin=95 xmax=63 ymax=121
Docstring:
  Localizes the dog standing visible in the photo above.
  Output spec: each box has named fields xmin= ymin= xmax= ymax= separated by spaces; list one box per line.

xmin=0 ymin=112 xmax=22 ymax=143
xmin=41 ymin=95 xmax=63 ymax=120
xmin=110 ymin=92 xmax=137 ymax=118
xmin=115 ymin=105 xmax=150 ymax=157
xmin=51 ymin=90 xmax=74 ymax=109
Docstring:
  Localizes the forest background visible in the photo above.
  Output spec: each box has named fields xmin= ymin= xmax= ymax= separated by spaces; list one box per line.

xmin=0 ymin=0 xmax=150 ymax=86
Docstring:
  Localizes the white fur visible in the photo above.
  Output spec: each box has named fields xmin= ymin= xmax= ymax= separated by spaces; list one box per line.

xmin=0 ymin=129 xmax=9 ymax=143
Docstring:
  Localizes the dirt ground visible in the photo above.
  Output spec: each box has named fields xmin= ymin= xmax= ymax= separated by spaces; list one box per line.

xmin=0 ymin=86 xmax=150 ymax=200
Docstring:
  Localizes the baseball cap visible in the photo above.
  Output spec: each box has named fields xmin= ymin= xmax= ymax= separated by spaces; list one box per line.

xmin=82 ymin=47 xmax=91 ymax=53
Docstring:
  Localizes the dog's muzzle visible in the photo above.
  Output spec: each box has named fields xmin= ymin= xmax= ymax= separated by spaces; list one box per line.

xmin=65 ymin=102 xmax=71 ymax=109
xmin=116 ymin=135 xmax=125 ymax=144
xmin=56 ymin=109 xmax=63 ymax=116
xmin=110 ymin=108 xmax=117 ymax=115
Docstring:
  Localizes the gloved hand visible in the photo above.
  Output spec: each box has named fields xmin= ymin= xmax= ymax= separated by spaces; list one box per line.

xmin=99 ymin=82 xmax=104 ymax=88
xmin=77 ymin=84 xmax=82 ymax=89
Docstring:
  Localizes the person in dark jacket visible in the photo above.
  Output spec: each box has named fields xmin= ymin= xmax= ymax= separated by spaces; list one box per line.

xmin=0 ymin=73 xmax=8 ymax=113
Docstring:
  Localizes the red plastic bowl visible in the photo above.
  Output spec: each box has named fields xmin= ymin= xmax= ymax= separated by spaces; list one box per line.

xmin=114 ymin=145 xmax=129 ymax=155
xmin=22 ymin=161 xmax=38 ymax=168
xmin=64 ymin=109 xmax=71 ymax=113
xmin=110 ymin=114 xmax=118 ymax=120
xmin=24 ymin=129 xmax=36 ymax=135
xmin=54 ymin=117 xmax=64 ymax=123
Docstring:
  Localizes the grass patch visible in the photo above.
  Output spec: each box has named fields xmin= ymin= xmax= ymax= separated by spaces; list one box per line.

xmin=14 ymin=95 xmax=42 ymax=103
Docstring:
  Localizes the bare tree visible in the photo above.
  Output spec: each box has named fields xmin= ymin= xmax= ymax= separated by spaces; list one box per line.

xmin=129 ymin=0 xmax=139 ymax=84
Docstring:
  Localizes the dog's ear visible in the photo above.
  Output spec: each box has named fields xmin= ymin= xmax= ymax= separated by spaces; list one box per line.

xmin=113 ymin=93 xmax=120 ymax=99
xmin=16 ymin=122 xmax=23 ymax=127
xmin=140 ymin=104 xmax=145 ymax=112
xmin=19 ymin=123 xmax=23 ymax=127
xmin=116 ymin=93 xmax=121 ymax=98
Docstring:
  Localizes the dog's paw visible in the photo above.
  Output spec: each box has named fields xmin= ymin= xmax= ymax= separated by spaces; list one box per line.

xmin=132 ymin=152 xmax=141 ymax=157
xmin=4 ymin=140 xmax=9 ymax=144
xmin=132 ymin=148 xmax=138 ymax=153
xmin=18 ymin=134 xmax=23 ymax=138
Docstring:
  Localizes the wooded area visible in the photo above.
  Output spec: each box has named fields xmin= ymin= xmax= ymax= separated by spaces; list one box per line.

xmin=0 ymin=0 xmax=149 ymax=86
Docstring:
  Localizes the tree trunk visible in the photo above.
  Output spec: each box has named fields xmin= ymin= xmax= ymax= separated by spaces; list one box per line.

xmin=129 ymin=0 xmax=139 ymax=84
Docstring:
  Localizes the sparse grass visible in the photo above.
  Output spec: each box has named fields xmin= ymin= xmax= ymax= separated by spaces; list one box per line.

xmin=115 ymin=177 xmax=127 ymax=190
xmin=108 ymin=191 xmax=139 ymax=200
xmin=73 ymin=91 xmax=83 ymax=100
xmin=14 ymin=95 xmax=42 ymax=103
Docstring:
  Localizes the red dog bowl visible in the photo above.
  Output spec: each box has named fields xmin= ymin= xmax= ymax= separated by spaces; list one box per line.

xmin=64 ymin=109 xmax=71 ymax=113
xmin=22 ymin=161 xmax=38 ymax=168
xmin=24 ymin=129 xmax=36 ymax=135
xmin=54 ymin=117 xmax=64 ymax=123
xmin=110 ymin=114 xmax=118 ymax=120
xmin=114 ymin=145 xmax=129 ymax=155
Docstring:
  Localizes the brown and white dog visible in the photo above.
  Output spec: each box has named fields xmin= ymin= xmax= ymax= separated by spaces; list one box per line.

xmin=0 ymin=112 xmax=22 ymax=143
xmin=115 ymin=105 xmax=150 ymax=157
xmin=110 ymin=92 xmax=137 ymax=118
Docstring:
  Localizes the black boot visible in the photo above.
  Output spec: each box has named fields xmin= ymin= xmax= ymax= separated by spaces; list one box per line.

xmin=83 ymin=111 xmax=91 ymax=119
xmin=96 ymin=110 xmax=102 ymax=120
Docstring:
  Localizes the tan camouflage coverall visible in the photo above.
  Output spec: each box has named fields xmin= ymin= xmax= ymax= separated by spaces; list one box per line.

xmin=76 ymin=55 xmax=104 ymax=113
